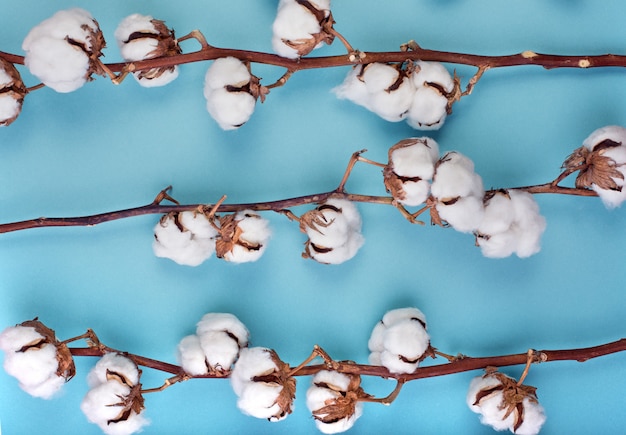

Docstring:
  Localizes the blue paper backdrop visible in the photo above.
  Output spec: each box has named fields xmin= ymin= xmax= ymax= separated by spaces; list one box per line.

xmin=0 ymin=1 xmax=625 ymax=434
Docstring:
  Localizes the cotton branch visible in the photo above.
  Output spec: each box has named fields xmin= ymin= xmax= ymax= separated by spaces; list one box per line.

xmin=68 ymin=338 xmax=626 ymax=383
xmin=0 ymin=147 xmax=598 ymax=235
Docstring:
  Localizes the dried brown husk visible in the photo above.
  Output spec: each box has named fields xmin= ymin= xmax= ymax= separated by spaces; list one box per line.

xmin=564 ymin=141 xmax=625 ymax=191
xmin=215 ymin=212 xmax=264 ymax=259
xmin=18 ymin=318 xmax=76 ymax=381
xmin=0 ymin=58 xmax=27 ymax=126
xmin=107 ymin=382 xmax=146 ymax=425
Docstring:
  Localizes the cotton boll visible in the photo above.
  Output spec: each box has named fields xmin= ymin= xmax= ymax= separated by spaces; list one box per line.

xmin=306 ymin=371 xmax=363 ymax=434
xmin=478 ymin=191 xmax=517 ymax=236
xmin=509 ymin=190 xmax=546 ymax=257
xmin=272 ymin=0 xmax=332 ymax=59
xmin=332 ymin=66 xmax=370 ymax=107
xmin=231 ymin=347 xmax=278 ymax=396
xmin=177 ymin=335 xmax=208 ymax=376
xmin=0 ymin=93 xmax=22 ymax=126
xmin=406 ymin=60 xmax=454 ymax=130
xmin=204 ymin=57 xmax=257 ymax=130
xmin=221 ymin=211 xmax=272 ymax=263
xmin=431 ymin=152 xmax=484 ymax=199
xmin=198 ymin=331 xmax=241 ymax=371
xmin=237 ymin=381 xmax=285 ymax=420
xmin=114 ymin=14 xmax=180 ymax=87
xmin=389 ymin=138 xmax=439 ymax=180
xmin=81 ymin=381 xmax=149 ymax=435
xmin=22 ymin=9 xmax=104 ymax=93
xmin=366 ymin=322 xmax=386 ymax=358
xmin=152 ymin=212 xmax=217 ymax=266
xmin=582 ymin=125 xmax=626 ymax=151
xmin=589 ymin=144 xmax=626 ymax=208
xmin=437 ymin=195 xmax=485 ymax=233
xmin=196 ymin=312 xmax=250 ymax=346
xmin=87 ymin=353 xmax=140 ymax=388
xmin=305 ymin=230 xmax=364 ymax=264
xmin=381 ymin=307 xmax=427 ymax=326
xmin=0 ymin=59 xmax=26 ymax=126
xmin=206 ymin=87 xmax=257 ymax=131
xmin=515 ymin=398 xmax=547 ymax=435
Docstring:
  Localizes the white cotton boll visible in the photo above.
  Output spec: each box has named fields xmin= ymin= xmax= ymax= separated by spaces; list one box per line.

xmin=3 ymin=344 xmax=63 ymax=398
xmin=152 ymin=213 xmax=217 ymax=267
xmin=206 ymin=87 xmax=256 ymax=130
xmin=231 ymin=347 xmax=277 ymax=396
xmin=87 ymin=353 xmax=139 ymax=388
xmin=582 ymin=125 xmax=626 ymax=151
xmin=431 ymin=152 xmax=484 ymax=199
xmin=0 ymin=94 xmax=20 ymax=115
xmin=390 ymin=138 xmax=440 ymax=180
xmin=367 ymin=321 xmax=386 ymax=355
xmin=379 ymin=320 xmax=430 ymax=374
xmin=81 ymin=381 xmax=132 ymax=425
xmin=306 ymin=212 xmax=350 ymax=248
xmin=478 ymin=192 xmax=517 ymax=236
xmin=509 ymin=191 xmax=546 ymax=258
xmin=397 ymin=180 xmax=431 ymax=206
xmin=199 ymin=331 xmax=241 ymax=371
xmin=515 ymin=398 xmax=546 ymax=435
xmin=306 ymin=382 xmax=362 ymax=434
xmin=81 ymin=381 xmax=149 ymax=435
xmin=204 ymin=57 xmax=256 ymax=130
xmin=22 ymin=9 xmax=99 ymax=93
xmin=0 ymin=325 xmax=43 ymax=352
xmin=308 ymin=231 xmax=364 ymax=264
xmin=412 ymin=60 xmax=454 ymax=90
xmin=311 ymin=370 xmax=352 ymax=392
xmin=222 ymin=211 xmax=272 ymax=263
xmin=332 ymin=66 xmax=369 ymax=108
xmin=467 ymin=375 xmax=513 ymax=431
xmin=406 ymin=86 xmax=449 ymax=130
xmin=205 ymin=57 xmax=251 ymax=89
xmin=437 ymin=195 xmax=485 ymax=233
xmin=272 ymin=1 xmax=325 ymax=59
xmin=237 ymin=381 xmax=285 ymax=420
xmin=179 ymin=212 xmax=219 ymax=239
xmin=177 ymin=335 xmax=208 ymax=376
xmin=477 ymin=231 xmax=518 ymax=258
xmin=381 ymin=307 xmax=427 ymax=327
xmin=325 ymin=199 xmax=362 ymax=230
xmin=367 ymin=77 xmax=415 ymax=122
xmin=196 ymin=312 xmax=249 ymax=346
xmin=115 ymin=15 xmax=158 ymax=58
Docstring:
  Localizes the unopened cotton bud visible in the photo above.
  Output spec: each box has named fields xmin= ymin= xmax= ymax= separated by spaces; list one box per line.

xmin=114 ymin=14 xmax=181 ymax=87
xmin=22 ymin=8 xmax=106 ymax=92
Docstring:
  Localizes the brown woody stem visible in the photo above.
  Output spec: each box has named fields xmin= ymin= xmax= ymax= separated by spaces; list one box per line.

xmin=68 ymin=338 xmax=626 ymax=382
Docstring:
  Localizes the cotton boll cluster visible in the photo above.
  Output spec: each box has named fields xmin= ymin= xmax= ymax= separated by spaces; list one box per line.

xmin=204 ymin=57 xmax=262 ymax=130
xmin=272 ymin=0 xmax=334 ymax=59
xmin=153 ymin=211 xmax=219 ymax=266
xmin=231 ymin=347 xmax=296 ymax=421
xmin=22 ymin=8 xmax=106 ymax=93
xmin=467 ymin=370 xmax=546 ymax=435
xmin=333 ymin=61 xmax=454 ymax=129
xmin=476 ymin=190 xmax=547 ymax=258
xmin=81 ymin=353 xmax=149 ymax=435
xmin=306 ymin=370 xmax=364 ymax=434
xmin=0 ymin=319 xmax=75 ymax=399
xmin=0 ymin=58 xmax=27 ymax=126
xmin=430 ymin=151 xmax=485 ymax=233
xmin=114 ymin=14 xmax=181 ymax=87
xmin=215 ymin=210 xmax=272 ymax=263
xmin=564 ymin=125 xmax=626 ymax=208
xmin=177 ymin=313 xmax=249 ymax=376
xmin=368 ymin=307 xmax=432 ymax=374
xmin=300 ymin=198 xmax=364 ymax=264
xmin=383 ymin=137 xmax=440 ymax=206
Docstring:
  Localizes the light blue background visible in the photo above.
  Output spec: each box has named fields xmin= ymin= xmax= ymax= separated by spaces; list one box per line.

xmin=1 ymin=1 xmax=625 ymax=434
